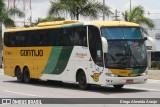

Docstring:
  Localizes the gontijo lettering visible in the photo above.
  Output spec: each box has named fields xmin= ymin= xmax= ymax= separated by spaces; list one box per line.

xmin=20 ymin=50 xmax=43 ymax=56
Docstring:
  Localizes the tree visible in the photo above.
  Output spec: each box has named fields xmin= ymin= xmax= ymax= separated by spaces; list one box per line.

xmin=122 ymin=5 xmax=155 ymax=35
xmin=48 ymin=0 xmax=113 ymax=20
xmin=0 ymin=0 xmax=24 ymax=63
xmin=33 ymin=16 xmax=65 ymax=25
xmin=0 ymin=0 xmax=24 ymax=27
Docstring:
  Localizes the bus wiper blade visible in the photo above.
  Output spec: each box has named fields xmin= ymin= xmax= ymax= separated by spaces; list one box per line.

xmin=128 ymin=46 xmax=140 ymax=67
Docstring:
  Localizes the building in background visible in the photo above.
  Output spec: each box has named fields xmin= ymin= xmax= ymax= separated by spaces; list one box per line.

xmin=146 ymin=19 xmax=160 ymax=67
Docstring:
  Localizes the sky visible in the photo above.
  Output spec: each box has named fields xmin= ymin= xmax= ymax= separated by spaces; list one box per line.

xmin=29 ymin=0 xmax=160 ymax=22
xmin=3 ymin=0 xmax=160 ymax=24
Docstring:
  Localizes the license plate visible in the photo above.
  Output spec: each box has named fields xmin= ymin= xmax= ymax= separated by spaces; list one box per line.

xmin=126 ymin=79 xmax=133 ymax=84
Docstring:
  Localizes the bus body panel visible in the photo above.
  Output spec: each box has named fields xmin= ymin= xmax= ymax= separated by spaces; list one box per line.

xmin=3 ymin=20 xmax=148 ymax=87
xmin=104 ymin=75 xmax=148 ymax=86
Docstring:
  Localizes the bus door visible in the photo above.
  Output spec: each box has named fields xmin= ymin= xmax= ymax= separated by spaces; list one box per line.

xmin=88 ymin=26 xmax=104 ymax=83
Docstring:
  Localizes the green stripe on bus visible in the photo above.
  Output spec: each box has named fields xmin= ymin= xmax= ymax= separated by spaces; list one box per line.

xmin=51 ymin=46 xmax=73 ymax=74
xmin=42 ymin=46 xmax=73 ymax=75
xmin=42 ymin=46 xmax=63 ymax=74
xmin=131 ymin=68 xmax=146 ymax=74
xmin=131 ymin=69 xmax=139 ymax=74
xmin=138 ymin=68 xmax=146 ymax=73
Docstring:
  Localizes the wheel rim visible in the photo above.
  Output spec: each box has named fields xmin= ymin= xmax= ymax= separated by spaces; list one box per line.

xmin=24 ymin=68 xmax=30 ymax=83
xmin=17 ymin=72 xmax=22 ymax=80
xmin=16 ymin=68 xmax=23 ymax=82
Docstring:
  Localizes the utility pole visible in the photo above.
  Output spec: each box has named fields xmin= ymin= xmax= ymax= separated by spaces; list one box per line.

xmin=130 ymin=0 xmax=131 ymax=12
xmin=114 ymin=10 xmax=119 ymax=20
xmin=103 ymin=0 xmax=105 ymax=20
xmin=7 ymin=0 xmax=32 ymax=27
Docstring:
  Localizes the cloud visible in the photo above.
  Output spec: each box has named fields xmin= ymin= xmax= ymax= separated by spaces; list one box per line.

xmin=31 ymin=0 xmax=50 ymax=21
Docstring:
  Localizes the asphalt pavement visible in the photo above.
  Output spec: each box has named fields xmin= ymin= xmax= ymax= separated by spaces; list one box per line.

xmin=0 ymin=69 xmax=160 ymax=107
xmin=148 ymin=70 xmax=160 ymax=80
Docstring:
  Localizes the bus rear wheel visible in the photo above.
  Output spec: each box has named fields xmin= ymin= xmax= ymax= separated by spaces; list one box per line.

xmin=15 ymin=67 xmax=24 ymax=83
xmin=113 ymin=85 xmax=124 ymax=89
xmin=23 ymin=67 xmax=31 ymax=83
xmin=78 ymin=71 xmax=89 ymax=90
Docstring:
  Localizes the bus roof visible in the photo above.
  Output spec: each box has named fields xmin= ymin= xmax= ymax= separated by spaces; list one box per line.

xmin=84 ymin=21 xmax=140 ymax=27
xmin=5 ymin=20 xmax=140 ymax=32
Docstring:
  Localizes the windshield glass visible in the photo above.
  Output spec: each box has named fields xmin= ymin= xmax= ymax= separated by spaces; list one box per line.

xmin=102 ymin=27 xmax=142 ymax=39
xmin=102 ymin=27 xmax=147 ymax=69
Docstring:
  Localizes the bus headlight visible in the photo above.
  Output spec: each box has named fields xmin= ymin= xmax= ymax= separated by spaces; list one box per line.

xmin=140 ymin=70 xmax=148 ymax=76
xmin=106 ymin=73 xmax=118 ymax=77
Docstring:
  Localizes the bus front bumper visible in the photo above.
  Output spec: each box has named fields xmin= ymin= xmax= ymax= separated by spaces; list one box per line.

xmin=104 ymin=75 xmax=148 ymax=86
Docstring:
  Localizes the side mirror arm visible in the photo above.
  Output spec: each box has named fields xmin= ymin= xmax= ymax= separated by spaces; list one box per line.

xmin=101 ymin=37 xmax=108 ymax=53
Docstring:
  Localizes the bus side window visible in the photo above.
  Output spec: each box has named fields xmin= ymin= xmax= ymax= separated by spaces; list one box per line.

xmin=29 ymin=30 xmax=36 ymax=46
xmin=72 ymin=26 xmax=87 ymax=46
xmin=48 ymin=29 xmax=58 ymax=46
xmin=15 ymin=32 xmax=26 ymax=46
xmin=4 ymin=33 xmax=11 ymax=47
xmin=62 ymin=28 xmax=72 ymax=46
xmin=38 ymin=30 xmax=46 ymax=46
xmin=71 ymin=28 xmax=80 ymax=45
xmin=10 ymin=33 xmax=16 ymax=46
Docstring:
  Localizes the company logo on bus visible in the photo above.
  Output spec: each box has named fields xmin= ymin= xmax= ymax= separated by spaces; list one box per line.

xmin=20 ymin=50 xmax=43 ymax=57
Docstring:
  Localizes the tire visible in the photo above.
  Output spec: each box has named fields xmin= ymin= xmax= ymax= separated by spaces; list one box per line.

xmin=78 ymin=71 xmax=89 ymax=90
xmin=23 ymin=67 xmax=31 ymax=83
xmin=15 ymin=67 xmax=24 ymax=83
xmin=113 ymin=85 xmax=124 ymax=89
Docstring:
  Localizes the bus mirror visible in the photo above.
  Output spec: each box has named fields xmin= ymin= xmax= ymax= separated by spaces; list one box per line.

xmin=101 ymin=37 xmax=108 ymax=53
xmin=144 ymin=37 xmax=147 ymax=41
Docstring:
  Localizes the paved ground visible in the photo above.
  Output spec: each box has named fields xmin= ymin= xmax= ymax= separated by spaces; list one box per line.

xmin=148 ymin=70 xmax=160 ymax=80
xmin=0 ymin=69 xmax=160 ymax=107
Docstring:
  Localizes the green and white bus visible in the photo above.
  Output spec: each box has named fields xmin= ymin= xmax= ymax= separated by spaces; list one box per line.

xmin=3 ymin=20 xmax=148 ymax=89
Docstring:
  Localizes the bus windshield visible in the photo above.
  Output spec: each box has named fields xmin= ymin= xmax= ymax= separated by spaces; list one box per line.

xmin=102 ymin=27 xmax=147 ymax=69
xmin=102 ymin=27 xmax=142 ymax=39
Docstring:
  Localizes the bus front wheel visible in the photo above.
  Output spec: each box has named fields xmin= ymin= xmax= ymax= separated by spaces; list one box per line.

xmin=78 ymin=71 xmax=89 ymax=90
xmin=113 ymin=85 xmax=124 ymax=89
xmin=15 ymin=67 xmax=24 ymax=83
xmin=23 ymin=67 xmax=31 ymax=83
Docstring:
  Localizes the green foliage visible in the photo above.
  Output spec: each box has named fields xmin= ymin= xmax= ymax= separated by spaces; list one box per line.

xmin=0 ymin=0 xmax=25 ymax=27
xmin=33 ymin=17 xmax=65 ymax=25
xmin=48 ymin=0 xmax=113 ymax=20
xmin=151 ymin=61 xmax=158 ymax=68
xmin=158 ymin=63 xmax=160 ymax=69
xmin=122 ymin=5 xmax=155 ymax=35
xmin=151 ymin=61 xmax=160 ymax=69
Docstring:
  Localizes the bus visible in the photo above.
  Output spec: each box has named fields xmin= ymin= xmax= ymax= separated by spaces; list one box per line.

xmin=3 ymin=20 xmax=148 ymax=89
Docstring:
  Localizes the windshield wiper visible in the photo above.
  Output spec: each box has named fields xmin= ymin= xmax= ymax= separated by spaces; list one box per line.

xmin=127 ymin=41 xmax=140 ymax=67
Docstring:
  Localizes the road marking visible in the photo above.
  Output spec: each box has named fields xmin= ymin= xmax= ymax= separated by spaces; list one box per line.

xmin=125 ymin=87 xmax=160 ymax=92
xmin=3 ymin=90 xmax=45 ymax=97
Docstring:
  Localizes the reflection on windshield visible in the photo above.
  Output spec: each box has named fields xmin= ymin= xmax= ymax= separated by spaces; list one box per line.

xmin=105 ymin=40 xmax=147 ymax=69
xmin=101 ymin=27 xmax=147 ymax=69
xmin=102 ymin=27 xmax=142 ymax=39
